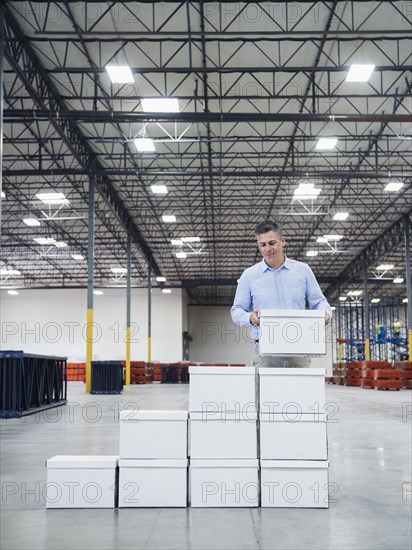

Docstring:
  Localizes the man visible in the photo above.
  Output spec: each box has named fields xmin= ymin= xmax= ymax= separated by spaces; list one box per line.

xmin=230 ymin=220 xmax=332 ymax=367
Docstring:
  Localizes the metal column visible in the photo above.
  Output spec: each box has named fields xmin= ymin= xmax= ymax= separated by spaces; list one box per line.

xmin=85 ymin=178 xmax=95 ymax=393
xmin=363 ymin=261 xmax=371 ymax=361
xmin=405 ymin=219 xmax=412 ymax=361
xmin=148 ymin=265 xmax=152 ymax=364
xmin=337 ymin=283 xmax=343 ymax=362
xmin=0 ymin=3 xmax=4 ymax=232
xmin=125 ymin=232 xmax=131 ymax=385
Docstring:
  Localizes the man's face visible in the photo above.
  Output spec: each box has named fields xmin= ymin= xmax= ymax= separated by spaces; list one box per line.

xmin=256 ymin=230 xmax=286 ymax=266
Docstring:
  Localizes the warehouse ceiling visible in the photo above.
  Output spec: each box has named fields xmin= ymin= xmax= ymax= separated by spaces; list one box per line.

xmin=1 ymin=1 xmax=411 ymax=307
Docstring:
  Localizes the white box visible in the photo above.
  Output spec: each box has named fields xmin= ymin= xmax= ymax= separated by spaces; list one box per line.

xmin=260 ymin=460 xmax=329 ymax=508
xmin=46 ymin=455 xmax=118 ymax=509
xmin=259 ymin=309 xmax=326 ymax=356
xmin=189 ymin=366 xmax=256 ymax=412
xmin=190 ymin=411 xmax=258 ymax=459
xmin=119 ymin=459 xmax=187 ymax=507
xmin=119 ymin=410 xmax=188 ymax=459
xmin=260 ymin=415 xmax=327 ymax=460
xmin=259 ymin=367 xmax=326 ymax=414
xmin=190 ymin=459 xmax=259 ymax=507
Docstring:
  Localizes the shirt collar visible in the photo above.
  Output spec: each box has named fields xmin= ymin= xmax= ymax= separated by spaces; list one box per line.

xmin=260 ymin=255 xmax=290 ymax=272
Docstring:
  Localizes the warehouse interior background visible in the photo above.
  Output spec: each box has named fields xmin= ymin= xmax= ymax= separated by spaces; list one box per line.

xmin=0 ymin=2 xmax=411 ymax=549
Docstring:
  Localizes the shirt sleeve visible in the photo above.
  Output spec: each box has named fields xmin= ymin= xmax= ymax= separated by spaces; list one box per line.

xmin=304 ymin=264 xmax=333 ymax=318
xmin=230 ymin=271 xmax=253 ymax=326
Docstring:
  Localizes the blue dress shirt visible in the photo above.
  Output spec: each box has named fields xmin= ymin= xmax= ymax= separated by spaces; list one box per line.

xmin=230 ymin=256 xmax=332 ymax=340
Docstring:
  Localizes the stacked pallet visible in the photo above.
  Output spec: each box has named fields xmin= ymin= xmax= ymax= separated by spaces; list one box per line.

xmin=345 ymin=361 xmax=362 ymax=386
xmin=130 ymin=361 xmax=149 ymax=384
xmin=331 ymin=362 xmax=346 ymax=385
xmin=360 ymin=361 xmax=402 ymax=390
xmin=66 ymin=362 xmax=85 ymax=382
xmin=394 ymin=361 xmax=412 ymax=389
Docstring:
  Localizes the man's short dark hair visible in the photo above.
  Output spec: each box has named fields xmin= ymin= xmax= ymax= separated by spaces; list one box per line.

xmin=255 ymin=221 xmax=283 ymax=237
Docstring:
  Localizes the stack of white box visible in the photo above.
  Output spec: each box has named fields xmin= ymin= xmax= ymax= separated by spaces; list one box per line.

xmin=118 ymin=410 xmax=188 ymax=507
xmin=259 ymin=310 xmax=329 ymax=508
xmin=189 ymin=366 xmax=259 ymax=507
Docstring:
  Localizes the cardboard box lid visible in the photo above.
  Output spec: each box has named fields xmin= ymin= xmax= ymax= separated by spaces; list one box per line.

xmin=189 ymin=366 xmax=255 ymax=375
xmin=47 ymin=455 xmax=118 ymax=469
xmin=119 ymin=458 xmax=188 ymax=468
xmin=260 ymin=309 xmax=325 ymax=319
xmin=260 ymin=459 xmax=329 ymax=469
xmin=190 ymin=411 xmax=258 ymax=422
xmin=259 ymin=413 xmax=326 ymax=422
xmin=119 ymin=410 xmax=188 ymax=421
xmin=258 ymin=367 xmax=325 ymax=377
xmin=190 ymin=459 xmax=259 ymax=468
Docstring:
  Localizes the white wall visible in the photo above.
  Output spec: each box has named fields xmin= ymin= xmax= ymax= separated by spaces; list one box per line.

xmin=188 ymin=306 xmax=254 ymax=364
xmin=0 ymin=288 xmax=184 ymax=362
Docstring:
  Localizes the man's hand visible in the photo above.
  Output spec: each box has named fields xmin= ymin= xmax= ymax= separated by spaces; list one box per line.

xmin=250 ymin=309 xmax=260 ymax=326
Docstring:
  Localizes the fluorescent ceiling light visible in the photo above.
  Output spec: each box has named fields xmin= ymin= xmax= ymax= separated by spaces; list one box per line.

xmin=316 ymin=138 xmax=338 ymax=150
xmin=171 ymin=239 xmax=182 ymax=246
xmin=33 ymin=237 xmax=67 ymax=247
xmin=142 ymin=98 xmax=179 ymax=113
xmin=384 ymin=181 xmax=404 ymax=192
xmin=176 ymin=252 xmax=187 ymax=259
xmin=162 ymin=288 xmax=172 ymax=294
xmin=134 ymin=138 xmax=155 ymax=152
xmin=393 ymin=277 xmax=404 ymax=284
xmin=156 ymin=276 xmax=166 ymax=282
xmin=36 ymin=192 xmax=69 ymax=205
xmin=324 ymin=234 xmax=343 ymax=241
xmin=345 ymin=64 xmax=375 ymax=83
xmin=330 ymin=306 xmax=336 ymax=311
xmin=151 ymin=184 xmax=168 ymax=194
xmin=1 ymin=269 xmax=21 ymax=276
xmin=72 ymin=254 xmax=84 ymax=261
xmin=339 ymin=296 xmax=347 ymax=301
xmin=293 ymin=183 xmax=321 ymax=199
xmin=316 ymin=237 xmax=328 ymax=243
xmin=93 ymin=290 xmax=104 ymax=295
xmin=403 ymin=298 xmax=408 ymax=303
xmin=7 ymin=290 xmax=19 ymax=296
xmin=306 ymin=250 xmax=318 ymax=257
xmin=333 ymin=212 xmax=349 ymax=221
xmin=23 ymin=217 xmax=41 ymax=227
xmin=111 ymin=267 xmax=127 ymax=274
xmin=348 ymin=290 xmax=362 ymax=296
xmin=181 ymin=236 xmax=200 ymax=243
xmin=376 ymin=263 xmax=394 ymax=271
xmin=162 ymin=214 xmax=176 ymax=223
xmin=371 ymin=298 xmax=381 ymax=303
xmin=105 ymin=65 xmax=134 ymax=83
xmin=1 ymin=191 xmax=5 ymax=198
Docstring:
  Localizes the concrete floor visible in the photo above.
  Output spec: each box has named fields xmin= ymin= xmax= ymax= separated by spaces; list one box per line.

xmin=1 ymin=382 xmax=411 ymax=550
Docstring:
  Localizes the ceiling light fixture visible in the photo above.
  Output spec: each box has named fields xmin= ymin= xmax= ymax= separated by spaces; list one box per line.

xmin=1 ymin=269 xmax=21 ymax=276
xmin=151 ymin=184 xmax=168 ymax=194
xmin=376 ymin=264 xmax=395 ymax=271
xmin=333 ymin=212 xmax=349 ymax=221
xmin=93 ymin=290 xmax=104 ymax=295
xmin=105 ymin=65 xmax=134 ymax=83
xmin=348 ymin=290 xmax=362 ymax=296
xmin=111 ymin=267 xmax=128 ymax=274
xmin=7 ymin=290 xmax=19 ymax=296
xmin=162 ymin=215 xmax=176 ymax=223
xmin=339 ymin=296 xmax=347 ymax=301
xmin=171 ymin=239 xmax=182 ymax=246
xmin=35 ymin=192 xmax=69 ymax=205
xmin=293 ymin=183 xmax=321 ymax=200
xmin=33 ymin=237 xmax=67 ymax=247
xmin=162 ymin=288 xmax=172 ymax=294
xmin=176 ymin=252 xmax=187 ymax=259
xmin=142 ymin=98 xmax=179 ymax=112
xmin=393 ymin=277 xmax=404 ymax=284
xmin=1 ymin=191 xmax=5 ymax=198
xmin=345 ymin=64 xmax=375 ymax=82
xmin=156 ymin=276 xmax=166 ymax=282
xmin=306 ymin=250 xmax=318 ymax=257
xmin=316 ymin=138 xmax=338 ymax=150
xmin=134 ymin=138 xmax=155 ymax=152
xmin=72 ymin=254 xmax=84 ymax=261
xmin=181 ymin=236 xmax=200 ymax=243
xmin=323 ymin=234 xmax=343 ymax=241
xmin=316 ymin=237 xmax=328 ymax=243
xmin=23 ymin=217 xmax=41 ymax=227
xmin=403 ymin=298 xmax=408 ymax=303
xmin=384 ymin=181 xmax=404 ymax=192
xmin=371 ymin=298 xmax=381 ymax=303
